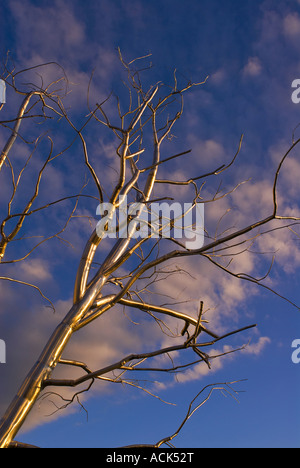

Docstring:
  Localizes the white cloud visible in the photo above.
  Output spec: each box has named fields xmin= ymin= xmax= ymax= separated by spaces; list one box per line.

xmin=242 ymin=57 xmax=262 ymax=77
xmin=19 ymin=259 xmax=52 ymax=282
xmin=283 ymin=12 xmax=300 ymax=37
xmin=9 ymin=0 xmax=85 ymax=61
xmin=230 ymin=178 xmax=274 ymax=224
xmin=187 ymin=136 xmax=226 ymax=169
xmin=175 ymin=349 xmax=224 ymax=383
xmin=175 ymin=336 xmax=270 ymax=384
xmin=241 ymin=336 xmax=271 ymax=355
xmin=210 ymin=69 xmax=226 ymax=84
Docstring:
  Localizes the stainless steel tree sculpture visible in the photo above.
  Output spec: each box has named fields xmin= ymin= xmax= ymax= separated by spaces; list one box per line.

xmin=0 ymin=51 xmax=299 ymax=448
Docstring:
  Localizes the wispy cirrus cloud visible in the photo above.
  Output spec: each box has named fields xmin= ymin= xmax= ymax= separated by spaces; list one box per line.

xmin=9 ymin=0 xmax=86 ymax=62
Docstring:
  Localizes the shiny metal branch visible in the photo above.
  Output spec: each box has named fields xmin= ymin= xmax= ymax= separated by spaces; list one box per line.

xmin=0 ymin=65 xmax=178 ymax=447
xmin=0 ymin=270 xmax=108 ymax=447
xmin=0 ymin=91 xmax=45 ymax=172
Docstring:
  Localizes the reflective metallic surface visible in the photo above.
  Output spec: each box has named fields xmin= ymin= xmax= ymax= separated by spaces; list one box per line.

xmin=0 ymin=78 xmax=180 ymax=448
xmin=0 ymin=57 xmax=276 ymax=449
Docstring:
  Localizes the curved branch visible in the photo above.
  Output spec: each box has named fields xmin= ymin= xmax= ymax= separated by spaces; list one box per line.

xmin=0 ymin=91 xmax=49 ymax=171
xmin=76 ymin=296 xmax=219 ymax=337
xmin=155 ymin=380 xmax=245 ymax=448
xmin=42 ymin=323 xmax=256 ymax=388
xmin=0 ymin=276 xmax=55 ymax=311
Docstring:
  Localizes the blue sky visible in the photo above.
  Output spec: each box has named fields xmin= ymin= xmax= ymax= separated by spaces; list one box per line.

xmin=1 ymin=0 xmax=300 ymax=448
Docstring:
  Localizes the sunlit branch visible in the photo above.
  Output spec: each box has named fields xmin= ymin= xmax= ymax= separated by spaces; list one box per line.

xmin=0 ymin=91 xmax=48 ymax=171
xmin=0 ymin=276 xmax=55 ymax=311
xmin=155 ymin=380 xmax=245 ymax=448
xmin=203 ymin=252 xmax=300 ymax=310
xmin=42 ymin=324 xmax=256 ymax=389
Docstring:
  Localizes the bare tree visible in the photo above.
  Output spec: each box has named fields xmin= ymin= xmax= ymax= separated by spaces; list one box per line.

xmin=0 ymin=51 xmax=299 ymax=448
